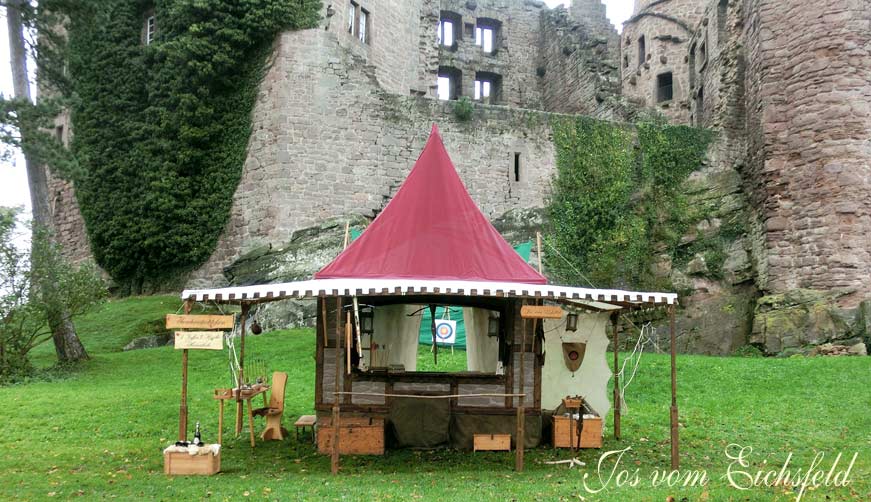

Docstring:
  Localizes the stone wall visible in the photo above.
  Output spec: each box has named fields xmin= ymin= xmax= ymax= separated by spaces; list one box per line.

xmin=620 ymin=0 xmax=706 ymax=123
xmin=187 ymin=26 xmax=561 ymax=287
xmin=432 ymin=0 xmax=547 ymax=108
xmin=741 ymin=0 xmax=871 ymax=307
xmin=537 ymin=5 xmax=621 ymax=117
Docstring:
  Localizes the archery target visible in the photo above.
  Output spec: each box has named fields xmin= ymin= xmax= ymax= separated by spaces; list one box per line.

xmin=434 ymin=320 xmax=457 ymax=345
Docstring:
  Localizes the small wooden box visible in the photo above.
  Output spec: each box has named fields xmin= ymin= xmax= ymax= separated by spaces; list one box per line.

xmin=553 ymin=415 xmax=603 ymax=448
xmin=317 ymin=417 xmax=385 ymax=455
xmin=163 ymin=449 xmax=221 ymax=475
xmin=473 ymin=433 xmax=512 ymax=451
xmin=562 ymin=398 xmax=583 ymax=409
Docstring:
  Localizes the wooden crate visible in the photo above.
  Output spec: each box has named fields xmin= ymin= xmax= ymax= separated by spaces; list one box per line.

xmin=317 ymin=417 xmax=385 ymax=455
xmin=163 ymin=450 xmax=220 ymax=475
xmin=473 ymin=433 xmax=511 ymax=451
xmin=553 ymin=415 xmax=603 ymax=449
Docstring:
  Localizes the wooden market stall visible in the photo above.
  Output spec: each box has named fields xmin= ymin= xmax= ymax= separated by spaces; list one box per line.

xmin=180 ymin=125 xmax=681 ymax=472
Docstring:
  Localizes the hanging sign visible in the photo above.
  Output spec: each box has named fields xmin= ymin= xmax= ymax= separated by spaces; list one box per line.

xmin=434 ymin=320 xmax=457 ymax=345
xmin=166 ymin=314 xmax=235 ymax=330
xmin=562 ymin=342 xmax=587 ymax=372
xmin=174 ymin=331 xmax=224 ymax=350
xmin=520 ymin=305 xmax=563 ymax=319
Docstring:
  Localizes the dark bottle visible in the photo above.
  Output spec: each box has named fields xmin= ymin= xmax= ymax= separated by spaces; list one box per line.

xmin=193 ymin=421 xmax=203 ymax=446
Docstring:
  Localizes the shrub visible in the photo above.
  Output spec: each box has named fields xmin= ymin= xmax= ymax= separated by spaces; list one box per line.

xmin=0 ymin=208 xmax=107 ymax=382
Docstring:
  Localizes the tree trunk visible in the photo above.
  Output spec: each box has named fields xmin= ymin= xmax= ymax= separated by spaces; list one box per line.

xmin=6 ymin=0 xmax=88 ymax=363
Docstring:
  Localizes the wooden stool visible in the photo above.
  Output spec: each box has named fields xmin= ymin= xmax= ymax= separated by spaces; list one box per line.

xmin=294 ymin=415 xmax=317 ymax=443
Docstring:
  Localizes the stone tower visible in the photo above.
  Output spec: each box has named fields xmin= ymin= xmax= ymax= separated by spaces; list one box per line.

xmin=620 ymin=0 xmax=706 ymax=123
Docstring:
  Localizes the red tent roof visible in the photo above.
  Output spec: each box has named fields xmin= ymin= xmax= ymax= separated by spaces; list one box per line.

xmin=315 ymin=125 xmax=547 ymax=284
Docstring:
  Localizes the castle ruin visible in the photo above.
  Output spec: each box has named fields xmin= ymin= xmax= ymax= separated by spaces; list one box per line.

xmin=47 ymin=0 xmax=871 ymax=354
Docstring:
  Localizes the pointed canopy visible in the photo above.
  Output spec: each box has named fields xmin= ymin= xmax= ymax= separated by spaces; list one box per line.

xmin=316 ymin=125 xmax=547 ymax=284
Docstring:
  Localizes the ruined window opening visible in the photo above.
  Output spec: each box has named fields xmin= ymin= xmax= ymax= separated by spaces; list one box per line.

xmin=358 ymin=8 xmax=368 ymax=44
xmin=513 ymin=153 xmax=521 ymax=182
xmin=142 ymin=9 xmax=156 ymax=45
xmin=55 ymin=125 xmax=64 ymax=146
xmin=695 ymin=86 xmax=705 ymax=125
xmin=474 ymin=80 xmax=491 ymax=100
xmin=465 ymin=23 xmax=475 ymax=39
xmin=656 ymin=72 xmax=673 ymax=103
xmin=439 ymin=11 xmax=461 ymax=48
xmin=474 ymin=71 xmax=501 ymax=104
xmin=717 ymin=0 xmax=728 ymax=46
xmin=347 ymin=2 xmax=369 ymax=45
xmin=438 ymin=67 xmax=461 ymax=101
xmin=623 ymin=54 xmax=629 ymax=69
xmin=475 ymin=19 xmax=500 ymax=54
xmin=689 ymin=43 xmax=696 ymax=89
xmin=637 ymin=35 xmax=646 ymax=66
xmin=700 ymin=41 xmax=707 ymax=64
xmin=439 ymin=20 xmax=454 ymax=46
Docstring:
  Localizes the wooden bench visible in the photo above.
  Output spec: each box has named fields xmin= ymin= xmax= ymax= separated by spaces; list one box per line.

xmin=294 ymin=415 xmax=317 ymax=443
xmin=473 ymin=433 xmax=511 ymax=451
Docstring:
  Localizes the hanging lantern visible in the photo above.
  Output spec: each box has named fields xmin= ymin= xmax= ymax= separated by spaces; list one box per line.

xmin=487 ymin=312 xmax=500 ymax=337
xmin=565 ymin=312 xmax=578 ymax=332
xmin=359 ymin=306 xmax=374 ymax=335
xmin=250 ymin=320 xmax=262 ymax=335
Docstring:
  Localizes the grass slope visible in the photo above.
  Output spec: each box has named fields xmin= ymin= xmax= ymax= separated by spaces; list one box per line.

xmin=0 ymin=297 xmax=868 ymax=501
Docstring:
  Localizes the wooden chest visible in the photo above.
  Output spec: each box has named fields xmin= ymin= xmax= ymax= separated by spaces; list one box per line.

xmin=317 ymin=417 xmax=385 ymax=455
xmin=553 ymin=415 xmax=603 ymax=448
xmin=473 ymin=433 xmax=512 ymax=451
xmin=163 ymin=449 xmax=221 ymax=475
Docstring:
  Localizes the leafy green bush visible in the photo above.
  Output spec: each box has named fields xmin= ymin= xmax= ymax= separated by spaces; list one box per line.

xmin=452 ymin=97 xmax=474 ymax=122
xmin=0 ymin=208 xmax=107 ymax=383
xmin=65 ymin=1 xmax=320 ymax=292
xmin=546 ymin=117 xmax=713 ymax=289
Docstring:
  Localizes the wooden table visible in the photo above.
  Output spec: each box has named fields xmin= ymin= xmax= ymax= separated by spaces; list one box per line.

xmin=214 ymin=386 xmax=269 ymax=448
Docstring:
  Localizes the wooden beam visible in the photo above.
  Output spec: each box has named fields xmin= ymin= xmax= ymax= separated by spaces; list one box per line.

xmin=178 ymin=300 xmax=193 ymax=442
xmin=332 ymin=296 xmax=343 ymax=475
xmin=236 ymin=303 xmax=249 ymax=437
xmin=166 ymin=314 xmax=234 ymax=330
xmin=611 ymin=312 xmax=621 ymax=440
xmin=669 ymin=304 xmax=679 ymax=469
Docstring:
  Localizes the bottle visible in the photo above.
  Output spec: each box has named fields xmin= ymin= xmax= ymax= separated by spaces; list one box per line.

xmin=193 ymin=421 xmax=203 ymax=446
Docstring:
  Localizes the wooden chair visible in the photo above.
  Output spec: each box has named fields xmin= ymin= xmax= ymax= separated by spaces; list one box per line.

xmin=252 ymin=371 xmax=288 ymax=440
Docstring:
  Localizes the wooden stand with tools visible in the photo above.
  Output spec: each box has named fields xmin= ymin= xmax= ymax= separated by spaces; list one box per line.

xmin=163 ymin=305 xmax=234 ymax=476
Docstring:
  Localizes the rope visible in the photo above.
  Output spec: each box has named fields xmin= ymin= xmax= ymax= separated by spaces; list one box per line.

xmin=332 ymin=392 xmax=525 ymax=399
xmin=615 ymin=321 xmax=655 ymax=415
xmin=541 ymin=237 xmax=597 ymax=289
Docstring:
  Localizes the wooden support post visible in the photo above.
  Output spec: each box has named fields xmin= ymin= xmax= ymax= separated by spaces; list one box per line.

xmin=331 ymin=296 xmax=343 ymax=475
xmin=515 ymin=310 xmax=526 ymax=472
xmin=429 ymin=304 xmax=438 ymax=365
xmin=236 ymin=303 xmax=249 ymax=437
xmin=321 ymin=297 xmax=328 ymax=348
xmin=611 ymin=312 xmax=621 ymax=440
xmin=345 ymin=311 xmax=352 ymax=375
xmin=669 ymin=304 xmax=679 ymax=470
xmin=515 ymin=406 xmax=525 ymax=472
xmin=218 ymin=399 xmax=223 ymax=445
xmin=179 ymin=300 xmax=193 ymax=442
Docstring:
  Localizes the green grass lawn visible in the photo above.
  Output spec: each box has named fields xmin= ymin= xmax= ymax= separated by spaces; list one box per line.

xmin=1 ymin=296 xmax=869 ymax=501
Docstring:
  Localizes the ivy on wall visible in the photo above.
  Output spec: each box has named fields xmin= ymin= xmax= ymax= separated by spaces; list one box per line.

xmin=67 ymin=0 xmax=320 ymax=292
xmin=546 ymin=116 xmax=713 ymax=290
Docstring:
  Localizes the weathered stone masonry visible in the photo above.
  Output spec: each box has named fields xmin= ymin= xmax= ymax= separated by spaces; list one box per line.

xmin=45 ymin=0 xmax=871 ymax=353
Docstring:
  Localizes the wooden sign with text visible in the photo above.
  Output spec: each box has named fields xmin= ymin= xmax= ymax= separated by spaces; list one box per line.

xmin=166 ymin=314 xmax=234 ymax=330
xmin=174 ymin=331 xmax=224 ymax=350
xmin=520 ymin=305 xmax=564 ymax=319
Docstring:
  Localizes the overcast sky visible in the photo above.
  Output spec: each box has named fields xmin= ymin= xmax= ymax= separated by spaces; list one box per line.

xmin=0 ymin=1 xmax=633 ymax=218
